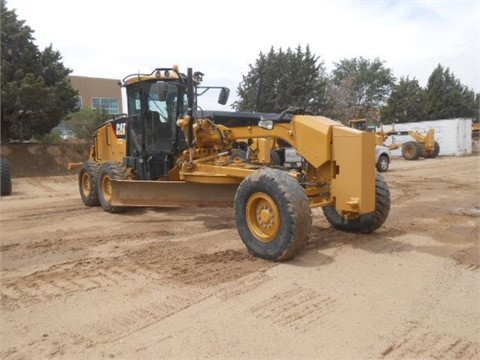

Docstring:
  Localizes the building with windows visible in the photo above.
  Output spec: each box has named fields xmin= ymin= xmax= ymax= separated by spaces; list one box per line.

xmin=69 ymin=75 xmax=123 ymax=115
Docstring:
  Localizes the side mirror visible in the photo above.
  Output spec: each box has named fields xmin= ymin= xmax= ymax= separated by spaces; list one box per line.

xmin=218 ymin=87 xmax=230 ymax=105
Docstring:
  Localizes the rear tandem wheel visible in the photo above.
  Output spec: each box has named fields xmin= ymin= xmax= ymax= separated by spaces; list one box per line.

xmin=98 ymin=162 xmax=128 ymax=213
xmin=78 ymin=161 xmax=100 ymax=206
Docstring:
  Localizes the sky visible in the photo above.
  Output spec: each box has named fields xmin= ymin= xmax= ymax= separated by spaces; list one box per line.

xmin=5 ymin=0 xmax=480 ymax=111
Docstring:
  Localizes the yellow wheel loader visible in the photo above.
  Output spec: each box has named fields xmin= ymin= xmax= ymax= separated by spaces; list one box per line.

xmin=69 ymin=67 xmax=390 ymax=261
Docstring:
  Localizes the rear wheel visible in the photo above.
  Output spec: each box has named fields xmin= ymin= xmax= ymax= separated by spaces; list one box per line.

xmin=424 ymin=141 xmax=440 ymax=158
xmin=98 ymin=162 xmax=128 ymax=213
xmin=78 ymin=161 xmax=100 ymax=206
xmin=234 ymin=168 xmax=311 ymax=261
xmin=402 ymin=141 xmax=422 ymax=160
xmin=0 ymin=157 xmax=12 ymax=196
xmin=322 ymin=174 xmax=390 ymax=234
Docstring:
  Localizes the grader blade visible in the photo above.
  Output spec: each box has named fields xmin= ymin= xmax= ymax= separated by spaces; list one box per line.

xmin=110 ymin=180 xmax=238 ymax=208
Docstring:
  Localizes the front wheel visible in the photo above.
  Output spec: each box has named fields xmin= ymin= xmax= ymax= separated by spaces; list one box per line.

xmin=234 ymin=168 xmax=312 ymax=261
xmin=322 ymin=174 xmax=390 ymax=233
xmin=98 ymin=162 xmax=128 ymax=213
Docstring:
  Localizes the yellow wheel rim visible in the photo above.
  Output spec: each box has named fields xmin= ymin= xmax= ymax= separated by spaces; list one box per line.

xmin=246 ymin=192 xmax=280 ymax=243
xmin=405 ymin=145 xmax=414 ymax=156
xmin=102 ymin=175 xmax=112 ymax=202
xmin=81 ymin=172 xmax=91 ymax=196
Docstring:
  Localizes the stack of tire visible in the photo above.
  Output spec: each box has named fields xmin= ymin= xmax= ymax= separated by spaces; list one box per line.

xmin=1 ymin=157 xmax=12 ymax=196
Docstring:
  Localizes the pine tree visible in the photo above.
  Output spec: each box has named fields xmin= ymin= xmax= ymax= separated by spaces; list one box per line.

xmin=381 ymin=77 xmax=426 ymax=123
xmin=233 ymin=45 xmax=328 ymax=114
xmin=1 ymin=0 xmax=78 ymax=142
xmin=424 ymin=64 xmax=478 ymax=120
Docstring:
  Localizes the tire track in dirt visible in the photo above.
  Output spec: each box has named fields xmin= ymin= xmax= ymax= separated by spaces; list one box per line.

xmin=249 ymin=284 xmax=337 ymax=334
xmin=1 ymin=234 xmax=273 ymax=312
xmin=451 ymin=246 xmax=480 ymax=271
xmin=63 ymin=250 xmax=274 ymax=351
xmin=0 ymin=258 xmax=152 ymax=311
xmin=126 ymin=242 xmax=272 ymax=288
xmin=370 ymin=250 xmax=480 ymax=359
xmin=74 ymin=294 xmax=205 ymax=347
xmin=0 ymin=228 xmax=174 ymax=272
xmin=381 ymin=329 xmax=479 ymax=359
xmin=216 ymin=272 xmax=271 ymax=301
xmin=1 ymin=242 xmax=278 ymax=355
xmin=0 ymin=203 xmax=89 ymax=225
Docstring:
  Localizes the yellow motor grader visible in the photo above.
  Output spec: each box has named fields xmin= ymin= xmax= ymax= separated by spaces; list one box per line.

xmin=349 ymin=119 xmax=440 ymax=160
xmin=69 ymin=66 xmax=390 ymax=261
xmin=472 ymin=122 xmax=480 ymax=140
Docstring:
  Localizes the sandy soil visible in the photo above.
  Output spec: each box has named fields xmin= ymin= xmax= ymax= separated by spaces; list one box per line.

xmin=1 ymin=156 xmax=479 ymax=359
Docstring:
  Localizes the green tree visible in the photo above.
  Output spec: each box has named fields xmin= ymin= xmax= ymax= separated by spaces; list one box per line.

xmin=381 ymin=76 xmax=426 ymax=123
xmin=329 ymin=57 xmax=395 ymax=122
xmin=1 ymin=0 xmax=78 ymax=142
xmin=424 ymin=64 xmax=479 ymax=121
xmin=66 ymin=107 xmax=110 ymax=141
xmin=234 ymin=45 xmax=328 ymax=114
xmin=475 ymin=93 xmax=480 ymax=122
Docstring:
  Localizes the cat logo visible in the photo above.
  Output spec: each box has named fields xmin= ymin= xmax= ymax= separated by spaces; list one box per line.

xmin=116 ymin=122 xmax=126 ymax=136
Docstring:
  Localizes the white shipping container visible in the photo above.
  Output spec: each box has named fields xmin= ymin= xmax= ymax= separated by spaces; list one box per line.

xmin=381 ymin=118 xmax=472 ymax=157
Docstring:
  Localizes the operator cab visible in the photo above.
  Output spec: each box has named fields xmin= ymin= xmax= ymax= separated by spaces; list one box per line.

xmin=122 ymin=68 xmax=189 ymax=180
xmin=121 ymin=67 xmax=229 ymax=181
xmin=127 ymin=80 xmax=187 ymax=155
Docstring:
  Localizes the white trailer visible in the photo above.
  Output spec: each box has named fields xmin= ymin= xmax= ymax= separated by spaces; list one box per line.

xmin=382 ymin=118 xmax=473 ymax=157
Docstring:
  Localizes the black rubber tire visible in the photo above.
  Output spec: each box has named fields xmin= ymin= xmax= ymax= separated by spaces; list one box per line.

xmin=78 ymin=161 xmax=100 ymax=206
xmin=402 ymin=141 xmax=422 ymax=160
xmin=376 ymin=154 xmax=389 ymax=172
xmin=472 ymin=130 xmax=480 ymax=141
xmin=0 ymin=157 xmax=12 ymax=196
xmin=270 ymin=150 xmax=282 ymax=166
xmin=322 ymin=173 xmax=390 ymax=234
xmin=424 ymin=141 xmax=440 ymax=158
xmin=234 ymin=168 xmax=312 ymax=261
xmin=98 ymin=162 xmax=128 ymax=213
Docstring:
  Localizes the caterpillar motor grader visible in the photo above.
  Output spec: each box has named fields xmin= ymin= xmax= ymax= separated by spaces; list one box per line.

xmin=69 ymin=66 xmax=390 ymax=261
xmin=349 ymin=119 xmax=440 ymax=160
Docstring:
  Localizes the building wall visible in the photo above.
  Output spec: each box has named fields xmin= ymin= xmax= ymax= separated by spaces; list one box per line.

xmin=69 ymin=75 xmax=123 ymax=114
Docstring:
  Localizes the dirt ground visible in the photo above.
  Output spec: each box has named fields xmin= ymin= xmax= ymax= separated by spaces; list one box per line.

xmin=1 ymin=152 xmax=479 ymax=359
